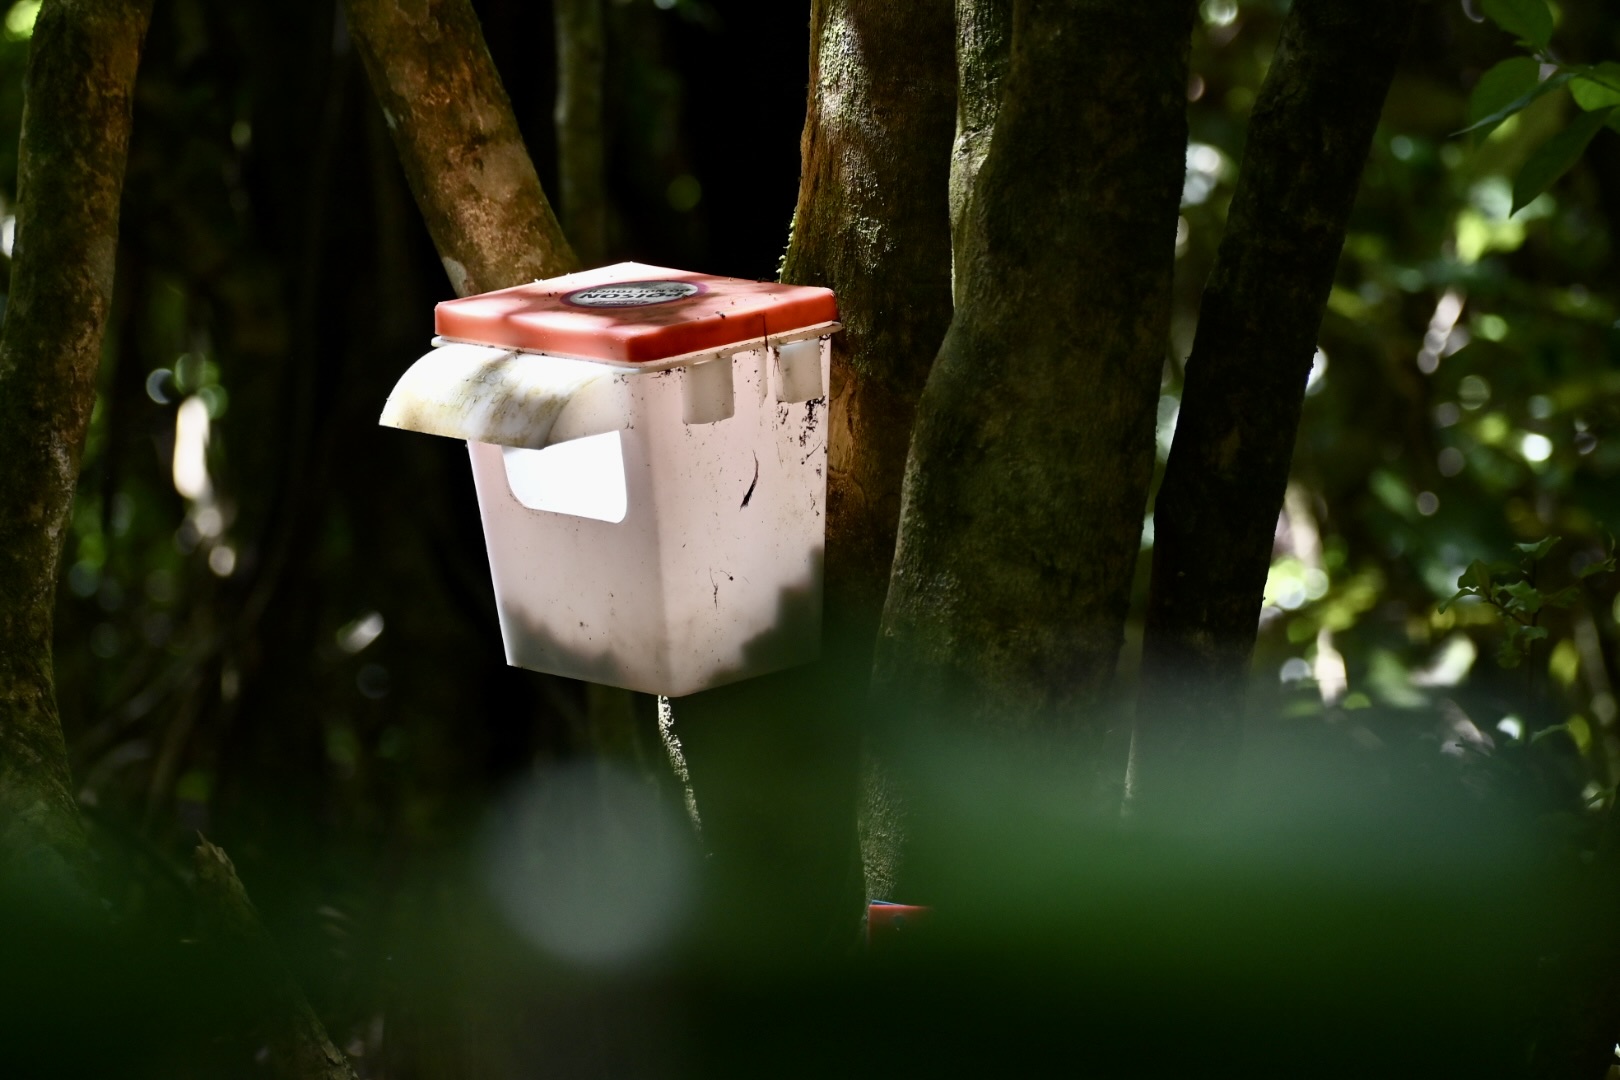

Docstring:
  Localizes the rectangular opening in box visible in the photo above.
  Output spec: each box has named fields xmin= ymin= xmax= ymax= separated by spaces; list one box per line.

xmin=500 ymin=430 xmax=628 ymax=523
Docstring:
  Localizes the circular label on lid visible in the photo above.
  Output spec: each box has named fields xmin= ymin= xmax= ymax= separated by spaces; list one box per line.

xmin=562 ymin=280 xmax=703 ymax=308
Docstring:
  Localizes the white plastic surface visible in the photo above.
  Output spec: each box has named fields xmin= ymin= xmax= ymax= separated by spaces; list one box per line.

xmin=378 ymin=343 xmax=606 ymax=448
xmin=681 ymin=357 xmax=735 ymax=425
xmin=502 ymin=433 xmax=628 ymax=523
xmin=462 ymin=338 xmax=831 ymax=696
xmin=774 ymin=338 xmax=824 ymax=403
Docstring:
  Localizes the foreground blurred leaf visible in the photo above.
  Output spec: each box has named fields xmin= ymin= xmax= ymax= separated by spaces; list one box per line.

xmin=1456 ymin=70 xmax=1570 ymax=136
xmin=1499 ymin=579 xmax=1543 ymax=614
xmin=1571 ymin=62 xmax=1620 ymax=111
xmin=1468 ymin=57 xmax=1541 ymax=133
xmin=1481 ymin=0 xmax=1554 ymax=49
xmin=1514 ymin=536 xmax=1560 ymax=561
xmin=1512 ymin=107 xmax=1613 ymax=213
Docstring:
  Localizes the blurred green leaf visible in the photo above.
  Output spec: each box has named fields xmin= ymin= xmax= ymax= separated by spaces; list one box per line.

xmin=1499 ymin=580 xmax=1543 ymax=614
xmin=1541 ymin=586 xmax=1581 ymax=608
xmin=1571 ymin=62 xmax=1620 ymax=111
xmin=1529 ymin=721 xmax=1570 ymax=745
xmin=1481 ymin=0 xmax=1554 ymax=49
xmin=1462 ymin=560 xmax=1495 ymax=594
xmin=1455 ymin=70 xmax=1570 ymax=136
xmin=1513 ymin=536 xmax=1560 ymax=561
xmin=1512 ymin=107 xmax=1613 ymax=213
xmin=1467 ymin=58 xmax=1541 ymax=133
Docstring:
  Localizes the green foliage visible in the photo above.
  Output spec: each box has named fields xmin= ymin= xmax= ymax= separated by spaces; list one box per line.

xmin=1481 ymin=0 xmax=1555 ymax=50
xmin=1463 ymin=56 xmax=1551 ymax=137
xmin=1571 ymin=61 xmax=1620 ymax=110
xmin=1437 ymin=537 xmax=1595 ymax=666
xmin=1511 ymin=105 xmax=1613 ymax=212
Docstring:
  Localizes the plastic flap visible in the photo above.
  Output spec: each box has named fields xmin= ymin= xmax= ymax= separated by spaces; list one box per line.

xmin=378 ymin=342 xmax=608 ymax=449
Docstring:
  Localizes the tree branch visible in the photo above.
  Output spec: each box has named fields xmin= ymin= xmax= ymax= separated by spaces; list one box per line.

xmin=344 ymin=0 xmax=577 ymax=296
xmin=1135 ymin=0 xmax=1416 ymax=809
xmin=0 ymin=0 xmax=152 ymax=881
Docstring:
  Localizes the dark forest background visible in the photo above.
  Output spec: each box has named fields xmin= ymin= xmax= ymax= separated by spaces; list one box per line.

xmin=8 ymin=0 xmax=1620 ymax=1075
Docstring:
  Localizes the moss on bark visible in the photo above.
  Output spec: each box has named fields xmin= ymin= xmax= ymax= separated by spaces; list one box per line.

xmin=948 ymin=0 xmax=1009 ymax=305
xmin=877 ymin=0 xmax=1194 ymax=760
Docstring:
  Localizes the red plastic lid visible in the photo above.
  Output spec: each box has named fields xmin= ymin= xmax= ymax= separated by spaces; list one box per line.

xmin=433 ymin=262 xmax=838 ymax=365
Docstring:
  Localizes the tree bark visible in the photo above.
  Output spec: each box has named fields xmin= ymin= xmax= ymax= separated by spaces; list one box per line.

xmin=1134 ymin=0 xmax=1415 ymax=810
xmin=344 ymin=0 xmax=577 ymax=296
xmin=0 ymin=0 xmax=152 ymax=883
xmin=876 ymin=0 xmax=1193 ymax=758
xmin=674 ymin=0 xmax=956 ymax=935
xmin=554 ymin=0 xmax=607 ymax=265
xmin=780 ymin=0 xmax=957 ymax=630
xmin=193 ymin=840 xmax=360 ymax=1080
xmin=948 ymin=0 xmax=1010 ymax=305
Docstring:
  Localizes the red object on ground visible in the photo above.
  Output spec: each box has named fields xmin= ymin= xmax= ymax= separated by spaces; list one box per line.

xmin=867 ymin=901 xmax=930 ymax=945
xmin=434 ymin=261 xmax=839 ymax=365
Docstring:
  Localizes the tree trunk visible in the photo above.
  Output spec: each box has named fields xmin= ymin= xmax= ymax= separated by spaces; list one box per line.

xmin=780 ymin=0 xmax=957 ymax=631
xmin=876 ymin=0 xmax=1193 ymax=770
xmin=193 ymin=840 xmax=360 ymax=1080
xmin=0 ymin=0 xmax=153 ymax=885
xmin=673 ymin=0 xmax=957 ymax=935
xmin=948 ymin=0 xmax=1010 ymax=304
xmin=554 ymin=0 xmax=607 ymax=266
xmin=1134 ymin=0 xmax=1415 ymax=812
xmin=344 ymin=0 xmax=577 ymax=295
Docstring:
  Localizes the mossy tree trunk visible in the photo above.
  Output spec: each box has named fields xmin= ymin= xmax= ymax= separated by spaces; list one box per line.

xmin=1134 ymin=0 xmax=1416 ymax=812
xmin=0 ymin=0 xmax=153 ymax=885
xmin=876 ymin=0 xmax=1194 ymax=801
xmin=948 ymin=0 xmax=1010 ymax=304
